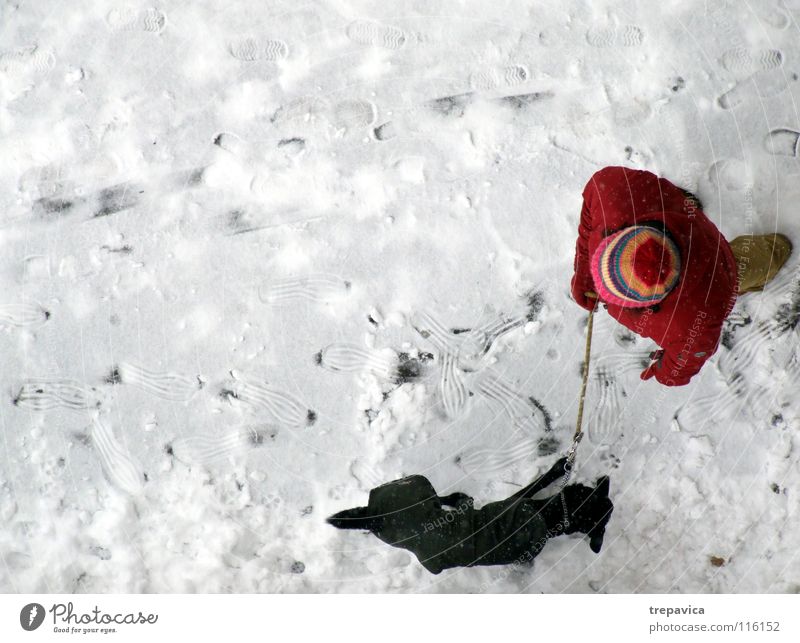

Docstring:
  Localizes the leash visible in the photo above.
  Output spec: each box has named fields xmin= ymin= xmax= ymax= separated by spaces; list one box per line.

xmin=558 ymin=295 xmax=596 ymax=529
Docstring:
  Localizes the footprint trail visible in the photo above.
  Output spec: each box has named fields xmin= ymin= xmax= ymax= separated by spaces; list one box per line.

xmin=91 ymin=415 xmax=145 ymax=496
xmin=113 ymin=362 xmax=203 ymax=402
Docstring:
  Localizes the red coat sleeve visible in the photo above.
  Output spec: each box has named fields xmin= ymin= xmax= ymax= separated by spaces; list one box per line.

xmin=571 ymin=199 xmax=595 ymax=310
xmin=650 ymin=307 xmax=725 ymax=386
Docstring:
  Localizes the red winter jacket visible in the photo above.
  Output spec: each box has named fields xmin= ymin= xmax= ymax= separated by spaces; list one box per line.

xmin=571 ymin=166 xmax=739 ymax=386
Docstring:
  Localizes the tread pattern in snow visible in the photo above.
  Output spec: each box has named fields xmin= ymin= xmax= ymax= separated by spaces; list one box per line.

xmin=346 ymin=20 xmax=407 ymax=49
xmin=91 ymin=415 xmax=145 ymax=495
xmin=113 ymin=362 xmax=203 ymax=402
xmin=259 ymin=274 xmax=351 ymax=305
xmin=13 ymin=378 xmax=98 ymax=412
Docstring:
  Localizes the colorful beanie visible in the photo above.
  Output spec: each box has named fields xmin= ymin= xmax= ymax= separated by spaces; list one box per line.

xmin=590 ymin=226 xmax=681 ymax=308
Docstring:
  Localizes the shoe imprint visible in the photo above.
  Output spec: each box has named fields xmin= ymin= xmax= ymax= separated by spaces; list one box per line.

xmin=31 ymin=181 xmax=140 ymax=220
xmin=345 ymin=20 xmax=407 ymax=49
xmin=586 ymin=369 xmax=624 ymax=446
xmin=411 ymin=310 xmax=458 ymax=354
xmin=331 ymin=99 xmax=376 ymax=130
xmin=593 ymin=349 xmax=651 ymax=376
xmin=586 ymin=25 xmax=644 ymax=48
xmin=0 ymin=302 xmax=50 ymax=329
xmin=753 ymin=4 xmax=790 ymax=30
xmin=91 ymin=415 xmax=144 ymax=495
xmin=426 ymin=92 xmax=475 ymax=118
xmin=719 ymin=320 xmax=779 ymax=380
xmin=373 ymin=121 xmax=397 ymax=141
xmin=170 ymin=426 xmax=270 ymax=465
xmin=271 ymin=96 xmax=329 ymax=129
xmin=457 ymin=437 xmax=540 ymax=476
xmin=213 ymin=132 xmax=249 ymax=157
xmin=106 ymin=7 xmax=166 ymax=33
xmin=498 ymin=91 xmax=554 ymax=110
xmin=457 ymin=311 xmax=531 ymax=363
xmin=412 ymin=308 xmax=530 ymax=365
xmin=316 ymin=343 xmax=396 ymax=378
xmin=721 ymin=47 xmax=783 ymax=74
xmin=718 ymin=68 xmax=797 ymax=109
xmin=0 ymin=45 xmax=55 ymax=74
xmin=13 ymin=378 xmax=99 ymax=412
xmin=476 ymin=370 xmax=547 ymax=432
xmin=228 ymin=37 xmax=288 ymax=61
xmin=707 ymin=158 xmax=752 ymax=190
xmin=259 ymin=274 xmax=351 ymax=305
xmin=612 ymin=99 xmax=653 ymax=127
xmin=18 ymin=164 xmax=71 ymax=200
xmin=92 ymin=183 xmax=141 ymax=218
xmin=439 ymin=352 xmax=468 ymax=419
xmin=112 ymin=362 xmax=203 ymax=402
xmin=230 ymin=379 xmax=314 ymax=428
xmin=764 ymin=128 xmax=800 ymax=157
xmin=469 ymin=65 xmax=529 ymax=91
xmin=675 ymin=377 xmax=744 ymax=430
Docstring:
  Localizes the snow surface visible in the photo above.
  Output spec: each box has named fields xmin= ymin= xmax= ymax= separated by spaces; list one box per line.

xmin=1 ymin=0 xmax=800 ymax=593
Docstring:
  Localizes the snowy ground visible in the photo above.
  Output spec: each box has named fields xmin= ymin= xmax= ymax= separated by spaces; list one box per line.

xmin=1 ymin=0 xmax=800 ymax=593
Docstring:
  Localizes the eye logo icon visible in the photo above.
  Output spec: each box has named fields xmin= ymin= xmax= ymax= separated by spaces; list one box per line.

xmin=20 ymin=603 xmax=45 ymax=631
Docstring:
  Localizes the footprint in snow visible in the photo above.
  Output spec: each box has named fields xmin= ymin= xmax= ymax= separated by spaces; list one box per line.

xmin=259 ymin=274 xmax=352 ymax=305
xmin=674 ymin=382 xmax=743 ymax=431
xmin=373 ymin=121 xmax=397 ymax=141
xmin=315 ymin=343 xmax=397 ymax=379
xmin=586 ymin=25 xmax=644 ymax=48
xmin=0 ymin=302 xmax=50 ymax=329
xmin=752 ymin=3 xmax=790 ymax=30
xmin=718 ymin=68 xmax=798 ymax=109
xmin=213 ymin=132 xmax=249 ymax=157
xmin=720 ymin=47 xmax=783 ymax=74
xmin=457 ymin=437 xmax=549 ymax=476
xmin=331 ymin=99 xmax=377 ymax=130
xmin=586 ymin=368 xmax=626 ymax=447
xmin=412 ymin=303 xmax=544 ymax=421
xmin=13 ymin=378 xmax=100 ymax=412
xmin=612 ymin=100 xmax=653 ymax=127
xmin=719 ymin=314 xmax=797 ymax=381
xmin=106 ymin=7 xmax=166 ymax=33
xmin=475 ymin=369 xmax=550 ymax=435
xmin=764 ymin=128 xmax=800 ymax=156
xmin=226 ymin=378 xmax=316 ymax=428
xmin=228 ymin=37 xmax=288 ymax=62
xmin=707 ymin=159 xmax=752 ymax=191
xmin=469 ymin=64 xmax=529 ymax=91
xmin=591 ymin=348 xmax=652 ymax=377
xmin=32 ymin=182 xmax=141 ymax=220
xmin=170 ymin=426 xmax=274 ymax=465
xmin=0 ymin=45 xmax=55 ymax=75
xmin=271 ymin=96 xmax=329 ymax=130
xmin=439 ymin=352 xmax=468 ymax=420
xmin=345 ymin=19 xmax=407 ymax=49
xmin=109 ymin=362 xmax=203 ymax=402
xmin=91 ymin=415 xmax=145 ymax=496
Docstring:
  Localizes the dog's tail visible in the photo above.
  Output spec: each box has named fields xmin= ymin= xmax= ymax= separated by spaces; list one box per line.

xmin=327 ymin=506 xmax=381 ymax=531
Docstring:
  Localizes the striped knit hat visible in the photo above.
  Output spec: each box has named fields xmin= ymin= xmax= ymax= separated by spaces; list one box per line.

xmin=591 ymin=226 xmax=681 ymax=308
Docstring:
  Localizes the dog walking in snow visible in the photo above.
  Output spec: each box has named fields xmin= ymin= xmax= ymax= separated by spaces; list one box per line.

xmin=327 ymin=457 xmax=613 ymax=574
xmin=572 ymin=166 xmax=792 ymax=386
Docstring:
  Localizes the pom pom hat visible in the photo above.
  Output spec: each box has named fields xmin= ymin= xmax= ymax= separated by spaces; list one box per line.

xmin=590 ymin=226 xmax=681 ymax=308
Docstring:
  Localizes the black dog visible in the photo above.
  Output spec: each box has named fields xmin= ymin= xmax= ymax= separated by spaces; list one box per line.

xmin=328 ymin=458 xmax=613 ymax=574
